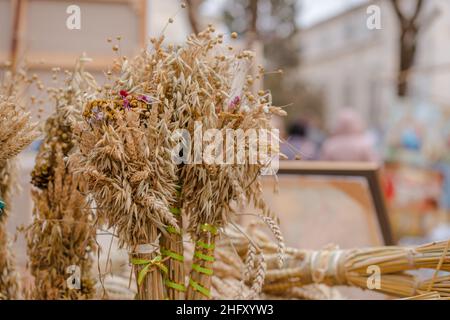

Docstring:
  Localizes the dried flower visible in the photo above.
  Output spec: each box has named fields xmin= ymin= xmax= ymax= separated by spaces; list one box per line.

xmin=228 ymin=96 xmax=241 ymax=110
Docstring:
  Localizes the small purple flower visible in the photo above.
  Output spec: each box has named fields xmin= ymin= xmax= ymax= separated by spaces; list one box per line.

xmin=229 ymin=96 xmax=241 ymax=110
xmin=138 ymin=95 xmax=151 ymax=104
xmin=95 ymin=111 xmax=104 ymax=120
xmin=123 ymin=98 xmax=131 ymax=110
xmin=91 ymin=107 xmax=104 ymax=121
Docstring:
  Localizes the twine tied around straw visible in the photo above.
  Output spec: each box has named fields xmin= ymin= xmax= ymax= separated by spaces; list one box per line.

xmin=406 ymin=248 xmax=417 ymax=268
xmin=130 ymin=256 xmax=168 ymax=286
xmin=299 ymin=249 xmax=347 ymax=286
xmin=427 ymin=240 xmax=450 ymax=292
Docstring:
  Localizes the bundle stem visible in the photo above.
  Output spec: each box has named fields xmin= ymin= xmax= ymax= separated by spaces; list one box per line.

xmin=0 ymin=160 xmax=20 ymax=299
xmin=187 ymin=224 xmax=218 ymax=300
xmin=161 ymin=210 xmax=185 ymax=300
xmin=132 ymin=225 xmax=165 ymax=300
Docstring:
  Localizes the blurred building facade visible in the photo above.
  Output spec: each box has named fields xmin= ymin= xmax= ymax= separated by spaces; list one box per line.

xmin=297 ymin=0 xmax=450 ymax=130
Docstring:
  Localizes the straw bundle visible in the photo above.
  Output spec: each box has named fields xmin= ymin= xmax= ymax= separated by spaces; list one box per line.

xmin=72 ymin=54 xmax=180 ymax=299
xmin=127 ymin=28 xmax=286 ymax=298
xmin=401 ymin=291 xmax=448 ymax=300
xmin=94 ymin=232 xmax=341 ymax=300
xmin=71 ymin=18 xmax=285 ymax=299
xmin=0 ymin=71 xmax=39 ymax=163
xmin=0 ymin=68 xmax=39 ymax=299
xmin=0 ymin=161 xmax=20 ymax=300
xmin=26 ymin=58 xmax=97 ymax=299
xmin=161 ymin=28 xmax=285 ymax=300
xmin=223 ymin=226 xmax=450 ymax=298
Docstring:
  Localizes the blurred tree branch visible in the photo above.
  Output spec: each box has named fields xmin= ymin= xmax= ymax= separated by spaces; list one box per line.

xmin=390 ymin=0 xmax=424 ymax=97
xmin=185 ymin=0 xmax=202 ymax=34
xmin=221 ymin=0 xmax=324 ymax=127
xmin=247 ymin=0 xmax=258 ymax=47
xmin=223 ymin=0 xmax=299 ymax=68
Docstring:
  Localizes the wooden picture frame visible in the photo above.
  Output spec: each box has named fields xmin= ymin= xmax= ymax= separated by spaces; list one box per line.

xmin=273 ymin=161 xmax=394 ymax=246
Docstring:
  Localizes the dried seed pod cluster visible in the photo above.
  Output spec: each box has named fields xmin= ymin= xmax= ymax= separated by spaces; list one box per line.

xmin=30 ymin=117 xmax=73 ymax=189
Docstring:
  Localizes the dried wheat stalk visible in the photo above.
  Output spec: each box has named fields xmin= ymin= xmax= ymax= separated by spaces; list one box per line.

xmin=0 ymin=71 xmax=39 ymax=164
xmin=400 ymin=291 xmax=447 ymax=300
xmin=26 ymin=58 xmax=97 ymax=299
xmin=0 ymin=68 xmax=39 ymax=299
xmin=0 ymin=161 xmax=20 ymax=300
xmin=158 ymin=28 xmax=285 ymax=300
xmin=72 ymin=52 xmax=179 ymax=299
xmin=71 ymin=19 xmax=285 ymax=300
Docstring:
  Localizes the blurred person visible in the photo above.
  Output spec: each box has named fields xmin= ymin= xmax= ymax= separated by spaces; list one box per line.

xmin=281 ymin=120 xmax=318 ymax=160
xmin=320 ymin=108 xmax=379 ymax=162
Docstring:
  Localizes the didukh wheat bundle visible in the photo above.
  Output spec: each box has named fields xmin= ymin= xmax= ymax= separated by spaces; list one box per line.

xmin=26 ymin=58 xmax=97 ymax=299
xmin=158 ymin=27 xmax=287 ymax=300
xmin=72 ymin=53 xmax=180 ymax=299
xmin=0 ymin=68 xmax=39 ymax=299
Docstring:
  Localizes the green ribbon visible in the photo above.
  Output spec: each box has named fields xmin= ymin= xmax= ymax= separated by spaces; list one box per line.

xmin=189 ymin=278 xmax=211 ymax=298
xmin=191 ymin=263 xmax=213 ymax=276
xmin=130 ymin=256 xmax=168 ymax=285
xmin=160 ymin=248 xmax=184 ymax=262
xmin=170 ymin=207 xmax=181 ymax=215
xmin=196 ymin=241 xmax=215 ymax=250
xmin=165 ymin=279 xmax=186 ymax=292
xmin=194 ymin=251 xmax=215 ymax=262
xmin=166 ymin=225 xmax=180 ymax=235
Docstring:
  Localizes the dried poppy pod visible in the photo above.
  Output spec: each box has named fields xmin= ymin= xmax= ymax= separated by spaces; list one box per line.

xmin=31 ymin=117 xmax=74 ymax=189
